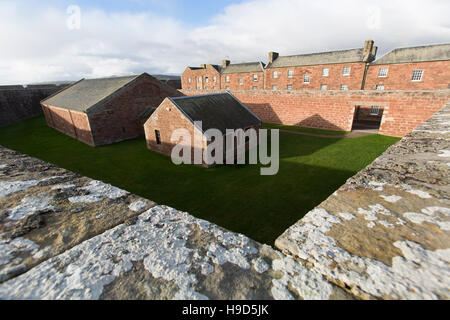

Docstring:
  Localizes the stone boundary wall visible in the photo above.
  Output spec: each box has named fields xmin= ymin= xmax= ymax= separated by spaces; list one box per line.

xmin=276 ymin=103 xmax=450 ymax=299
xmin=0 ymin=85 xmax=66 ymax=127
xmin=181 ymin=89 xmax=450 ymax=137
xmin=0 ymin=146 xmax=351 ymax=300
xmin=0 ymin=102 xmax=448 ymax=300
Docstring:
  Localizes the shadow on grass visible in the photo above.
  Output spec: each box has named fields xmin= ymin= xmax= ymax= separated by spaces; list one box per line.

xmin=0 ymin=116 xmax=400 ymax=245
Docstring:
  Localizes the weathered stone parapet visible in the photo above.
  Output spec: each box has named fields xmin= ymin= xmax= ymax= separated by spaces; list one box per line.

xmin=276 ymin=103 xmax=450 ymax=300
xmin=0 ymin=146 xmax=350 ymax=300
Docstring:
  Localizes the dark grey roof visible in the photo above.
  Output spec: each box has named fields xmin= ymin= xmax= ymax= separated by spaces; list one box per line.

xmin=266 ymin=48 xmax=367 ymax=68
xmin=188 ymin=65 xmax=221 ymax=72
xmin=152 ymin=74 xmax=180 ymax=81
xmin=222 ymin=62 xmax=265 ymax=74
xmin=42 ymin=74 xmax=141 ymax=112
xmin=371 ymin=43 xmax=450 ymax=65
xmin=138 ymin=106 xmax=157 ymax=119
xmin=170 ymin=93 xmax=261 ymax=136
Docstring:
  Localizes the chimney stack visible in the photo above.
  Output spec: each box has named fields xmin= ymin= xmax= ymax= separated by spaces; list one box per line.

xmin=268 ymin=52 xmax=279 ymax=64
xmin=363 ymin=40 xmax=377 ymax=62
xmin=222 ymin=60 xmax=231 ymax=68
xmin=200 ymin=64 xmax=207 ymax=69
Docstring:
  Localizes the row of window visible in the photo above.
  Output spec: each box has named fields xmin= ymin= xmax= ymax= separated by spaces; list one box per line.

xmin=272 ymin=66 xmax=351 ymax=79
xmin=187 ymin=76 xmax=218 ymax=83
xmin=187 ymin=69 xmax=425 ymax=86
xmin=269 ymin=84 xmax=350 ymax=90
xmin=377 ymin=67 xmax=424 ymax=81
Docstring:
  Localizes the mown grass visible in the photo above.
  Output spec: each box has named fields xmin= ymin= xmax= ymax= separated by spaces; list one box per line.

xmin=0 ymin=116 xmax=400 ymax=244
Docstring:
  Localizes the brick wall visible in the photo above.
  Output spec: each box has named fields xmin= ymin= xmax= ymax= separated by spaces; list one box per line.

xmin=365 ymin=61 xmax=450 ymax=90
xmin=42 ymin=75 xmax=182 ymax=147
xmin=265 ymin=62 xmax=367 ymax=91
xmin=221 ymin=72 xmax=264 ymax=90
xmin=88 ymin=76 xmax=183 ymax=146
xmin=144 ymin=98 xmax=204 ymax=162
xmin=181 ymin=65 xmax=221 ymax=90
xmin=144 ymin=98 xmax=262 ymax=165
xmin=182 ymin=89 xmax=450 ymax=137
xmin=42 ymin=105 xmax=95 ymax=146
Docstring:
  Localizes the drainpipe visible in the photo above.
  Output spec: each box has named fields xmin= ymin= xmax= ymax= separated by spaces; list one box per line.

xmin=361 ymin=63 xmax=369 ymax=90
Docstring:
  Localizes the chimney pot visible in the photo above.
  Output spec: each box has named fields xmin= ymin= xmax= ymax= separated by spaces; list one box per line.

xmin=363 ymin=40 xmax=376 ymax=62
xmin=222 ymin=60 xmax=231 ymax=68
xmin=268 ymin=52 xmax=279 ymax=64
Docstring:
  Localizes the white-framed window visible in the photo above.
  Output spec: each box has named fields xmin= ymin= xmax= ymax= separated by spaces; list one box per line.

xmin=238 ymin=78 xmax=243 ymax=85
xmin=272 ymin=85 xmax=278 ymax=90
xmin=205 ymin=77 xmax=209 ymax=83
xmin=378 ymin=67 xmax=388 ymax=77
xmin=411 ymin=70 xmax=424 ymax=81
xmin=188 ymin=78 xmax=191 ymax=83
xmin=370 ymin=106 xmax=380 ymax=116
xmin=287 ymin=84 xmax=293 ymax=90
xmin=252 ymin=86 xmax=258 ymax=90
xmin=198 ymin=77 xmax=201 ymax=83
xmin=213 ymin=76 xmax=217 ymax=82
xmin=340 ymin=84 xmax=348 ymax=90
xmin=288 ymin=70 xmax=294 ymax=78
xmin=303 ymin=74 xmax=310 ymax=83
xmin=225 ymin=76 xmax=230 ymax=83
xmin=320 ymin=84 xmax=327 ymax=90
xmin=342 ymin=66 xmax=351 ymax=76
xmin=225 ymin=86 xmax=230 ymax=90
xmin=322 ymin=68 xmax=329 ymax=77
xmin=253 ymin=74 xmax=258 ymax=82
xmin=376 ymin=84 xmax=385 ymax=90
xmin=213 ymin=86 xmax=216 ymax=90
xmin=273 ymin=71 xmax=278 ymax=79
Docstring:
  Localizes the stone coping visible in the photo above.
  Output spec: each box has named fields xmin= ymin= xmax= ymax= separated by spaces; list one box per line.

xmin=276 ymin=103 xmax=450 ymax=299
xmin=0 ymin=147 xmax=350 ymax=300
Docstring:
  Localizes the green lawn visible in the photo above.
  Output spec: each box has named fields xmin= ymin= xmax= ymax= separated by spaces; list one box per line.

xmin=0 ymin=116 xmax=400 ymax=245
xmin=263 ymin=122 xmax=349 ymax=136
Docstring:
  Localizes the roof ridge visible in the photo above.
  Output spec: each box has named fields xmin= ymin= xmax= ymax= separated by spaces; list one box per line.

xmin=41 ymin=77 xmax=85 ymax=104
xmin=390 ymin=42 xmax=450 ymax=51
xmin=84 ymin=74 xmax=143 ymax=113
xmin=277 ymin=47 xmax=363 ymax=59
xmin=83 ymin=74 xmax=140 ymax=81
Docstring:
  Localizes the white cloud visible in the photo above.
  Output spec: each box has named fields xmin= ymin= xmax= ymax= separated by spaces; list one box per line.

xmin=0 ymin=0 xmax=449 ymax=84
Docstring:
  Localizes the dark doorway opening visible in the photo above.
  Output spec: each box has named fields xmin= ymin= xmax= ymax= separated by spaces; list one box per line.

xmin=352 ymin=105 xmax=384 ymax=132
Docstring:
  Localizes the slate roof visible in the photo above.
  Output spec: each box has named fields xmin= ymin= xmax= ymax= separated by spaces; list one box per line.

xmin=169 ymin=93 xmax=261 ymax=136
xmin=266 ymin=48 xmax=367 ymax=68
xmin=138 ymin=106 xmax=158 ymax=120
xmin=222 ymin=62 xmax=265 ymax=74
xmin=42 ymin=74 xmax=142 ymax=112
xmin=187 ymin=65 xmax=221 ymax=72
xmin=371 ymin=43 xmax=450 ymax=65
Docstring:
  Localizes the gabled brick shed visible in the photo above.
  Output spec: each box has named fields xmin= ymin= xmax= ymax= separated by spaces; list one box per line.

xmin=41 ymin=73 xmax=183 ymax=146
xmin=144 ymin=93 xmax=262 ymax=165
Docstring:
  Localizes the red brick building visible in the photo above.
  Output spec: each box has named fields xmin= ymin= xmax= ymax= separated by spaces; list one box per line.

xmin=264 ymin=40 xmax=377 ymax=91
xmin=144 ymin=93 xmax=261 ymax=166
xmin=221 ymin=60 xmax=265 ymax=91
xmin=181 ymin=64 xmax=221 ymax=91
xmin=364 ymin=43 xmax=450 ymax=90
xmin=41 ymin=73 xmax=182 ymax=146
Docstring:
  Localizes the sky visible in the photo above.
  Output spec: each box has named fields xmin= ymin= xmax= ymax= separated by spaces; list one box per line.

xmin=0 ymin=0 xmax=449 ymax=84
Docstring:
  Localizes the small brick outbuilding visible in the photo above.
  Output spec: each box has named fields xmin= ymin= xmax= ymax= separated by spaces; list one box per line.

xmin=144 ymin=92 xmax=262 ymax=165
xmin=41 ymin=73 xmax=182 ymax=146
